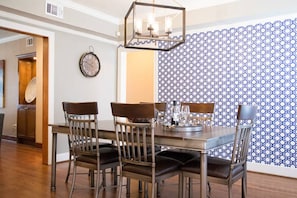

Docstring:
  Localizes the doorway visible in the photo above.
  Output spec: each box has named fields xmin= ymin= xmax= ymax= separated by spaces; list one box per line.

xmin=0 ymin=27 xmax=50 ymax=165
xmin=117 ymin=48 xmax=157 ymax=103
xmin=17 ymin=54 xmax=37 ymax=145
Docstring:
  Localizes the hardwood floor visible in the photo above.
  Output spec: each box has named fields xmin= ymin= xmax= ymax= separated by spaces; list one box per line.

xmin=0 ymin=139 xmax=297 ymax=198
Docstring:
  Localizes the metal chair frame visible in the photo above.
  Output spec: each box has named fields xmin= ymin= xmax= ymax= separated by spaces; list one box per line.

xmin=111 ymin=102 xmax=180 ymax=198
xmin=66 ymin=102 xmax=119 ymax=198
xmin=181 ymin=105 xmax=257 ymax=198
xmin=63 ymin=102 xmax=117 ymax=186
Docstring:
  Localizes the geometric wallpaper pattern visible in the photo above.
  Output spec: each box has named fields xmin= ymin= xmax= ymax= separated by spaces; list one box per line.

xmin=158 ymin=18 xmax=296 ymax=168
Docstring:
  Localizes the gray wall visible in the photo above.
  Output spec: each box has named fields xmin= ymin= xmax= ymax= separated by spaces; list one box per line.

xmin=53 ymin=31 xmax=118 ymax=153
xmin=0 ymin=25 xmax=118 ymax=155
xmin=0 ymin=37 xmax=35 ymax=137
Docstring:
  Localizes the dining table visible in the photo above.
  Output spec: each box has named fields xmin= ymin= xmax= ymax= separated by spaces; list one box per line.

xmin=49 ymin=120 xmax=235 ymax=198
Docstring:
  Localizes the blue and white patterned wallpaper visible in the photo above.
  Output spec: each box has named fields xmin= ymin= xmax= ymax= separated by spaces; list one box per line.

xmin=158 ymin=18 xmax=296 ymax=168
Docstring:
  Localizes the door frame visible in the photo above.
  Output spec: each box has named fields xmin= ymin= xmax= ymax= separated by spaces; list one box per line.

xmin=117 ymin=47 xmax=159 ymax=103
xmin=1 ymin=18 xmax=55 ymax=165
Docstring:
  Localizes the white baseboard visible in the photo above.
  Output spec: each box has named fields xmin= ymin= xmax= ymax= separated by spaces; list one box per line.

xmin=247 ymin=162 xmax=297 ymax=179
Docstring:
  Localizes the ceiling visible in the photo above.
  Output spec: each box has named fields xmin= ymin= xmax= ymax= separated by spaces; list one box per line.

xmin=0 ymin=30 xmax=21 ymax=41
xmin=0 ymin=29 xmax=15 ymax=38
xmin=0 ymin=0 xmax=238 ymax=41
xmin=0 ymin=29 xmax=26 ymax=42
xmin=67 ymin=0 xmax=238 ymax=24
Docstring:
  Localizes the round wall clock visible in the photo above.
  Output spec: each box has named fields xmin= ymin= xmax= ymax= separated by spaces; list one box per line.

xmin=79 ymin=52 xmax=100 ymax=77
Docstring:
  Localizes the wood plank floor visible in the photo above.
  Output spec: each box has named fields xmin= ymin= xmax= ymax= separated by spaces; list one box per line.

xmin=0 ymin=139 xmax=297 ymax=198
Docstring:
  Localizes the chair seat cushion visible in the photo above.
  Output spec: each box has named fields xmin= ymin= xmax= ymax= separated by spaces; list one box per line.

xmin=157 ymin=149 xmax=200 ymax=165
xmin=71 ymin=142 xmax=116 ymax=152
xmin=99 ymin=142 xmax=116 ymax=148
xmin=180 ymin=156 xmax=244 ymax=179
xmin=122 ymin=145 xmax=161 ymax=155
xmin=77 ymin=147 xmax=119 ymax=165
xmin=123 ymin=155 xmax=181 ymax=177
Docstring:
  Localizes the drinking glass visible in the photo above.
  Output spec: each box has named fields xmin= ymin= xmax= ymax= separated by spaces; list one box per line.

xmin=156 ymin=111 xmax=165 ymax=125
xmin=180 ymin=105 xmax=190 ymax=126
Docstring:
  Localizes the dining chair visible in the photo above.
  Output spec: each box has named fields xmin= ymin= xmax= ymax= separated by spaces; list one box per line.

xmin=65 ymin=102 xmax=119 ymax=198
xmin=157 ymin=103 xmax=215 ymax=165
xmin=135 ymin=102 xmax=167 ymax=124
xmin=136 ymin=102 xmax=167 ymax=193
xmin=62 ymin=102 xmax=117 ymax=186
xmin=111 ymin=102 xmax=181 ymax=198
xmin=180 ymin=104 xmax=257 ymax=198
xmin=181 ymin=102 xmax=215 ymax=126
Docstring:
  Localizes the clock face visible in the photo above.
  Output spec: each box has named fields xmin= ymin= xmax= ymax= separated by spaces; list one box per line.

xmin=79 ymin=52 xmax=100 ymax=77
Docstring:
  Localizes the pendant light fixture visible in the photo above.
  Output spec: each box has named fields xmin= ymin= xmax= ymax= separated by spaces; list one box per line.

xmin=124 ymin=0 xmax=186 ymax=51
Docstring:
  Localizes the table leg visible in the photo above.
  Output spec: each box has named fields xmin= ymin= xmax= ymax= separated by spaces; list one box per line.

xmin=51 ymin=132 xmax=57 ymax=191
xmin=200 ymin=151 xmax=207 ymax=198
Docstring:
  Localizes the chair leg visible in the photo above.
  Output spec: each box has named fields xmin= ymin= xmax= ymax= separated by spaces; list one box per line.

xmin=181 ymin=176 xmax=185 ymax=198
xmin=188 ymin=178 xmax=193 ymax=198
xmin=118 ymin=175 xmax=123 ymax=198
xmin=153 ymin=182 xmax=157 ymax=198
xmin=182 ymin=177 xmax=211 ymax=198
xmin=126 ymin=178 xmax=131 ymax=197
xmin=90 ymin=170 xmax=95 ymax=187
xmin=95 ymin=169 xmax=100 ymax=198
xmin=157 ymin=182 xmax=161 ymax=197
xmin=207 ymin=182 xmax=212 ymax=198
xmin=102 ymin=169 xmax=106 ymax=187
xmin=178 ymin=173 xmax=183 ymax=198
xmin=139 ymin=180 xmax=142 ymax=193
xmin=208 ymin=181 xmax=211 ymax=193
xmin=144 ymin=182 xmax=149 ymax=198
xmin=113 ymin=168 xmax=118 ymax=185
xmin=69 ymin=163 xmax=77 ymax=198
xmin=228 ymin=184 xmax=232 ymax=198
xmin=242 ymin=175 xmax=247 ymax=198
xmin=65 ymin=152 xmax=72 ymax=183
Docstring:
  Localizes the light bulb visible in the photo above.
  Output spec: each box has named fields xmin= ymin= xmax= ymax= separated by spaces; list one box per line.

xmin=134 ymin=19 xmax=142 ymax=34
xmin=165 ymin=17 xmax=172 ymax=34
xmin=153 ymin=22 xmax=159 ymax=35
xmin=147 ymin=13 xmax=155 ymax=30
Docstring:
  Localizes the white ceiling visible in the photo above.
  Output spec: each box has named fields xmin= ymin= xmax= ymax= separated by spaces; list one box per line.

xmin=0 ymin=30 xmax=25 ymax=42
xmin=0 ymin=0 xmax=238 ymax=41
xmin=68 ymin=0 xmax=238 ymax=24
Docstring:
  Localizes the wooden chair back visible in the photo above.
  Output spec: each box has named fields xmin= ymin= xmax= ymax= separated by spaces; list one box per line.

xmin=181 ymin=102 xmax=215 ymax=126
xmin=180 ymin=104 xmax=257 ymax=198
xmin=62 ymin=101 xmax=68 ymax=123
xmin=181 ymin=102 xmax=214 ymax=113
xmin=111 ymin=102 xmax=181 ymax=197
xmin=154 ymin=102 xmax=167 ymax=112
xmin=65 ymin=102 xmax=99 ymax=156
xmin=111 ymin=103 xmax=155 ymax=170
xmin=231 ymin=105 xmax=257 ymax=166
xmin=111 ymin=102 xmax=155 ymax=163
xmin=65 ymin=102 xmax=119 ymax=198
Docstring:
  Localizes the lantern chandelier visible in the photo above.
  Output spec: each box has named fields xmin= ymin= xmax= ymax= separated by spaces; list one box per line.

xmin=124 ymin=0 xmax=186 ymax=51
